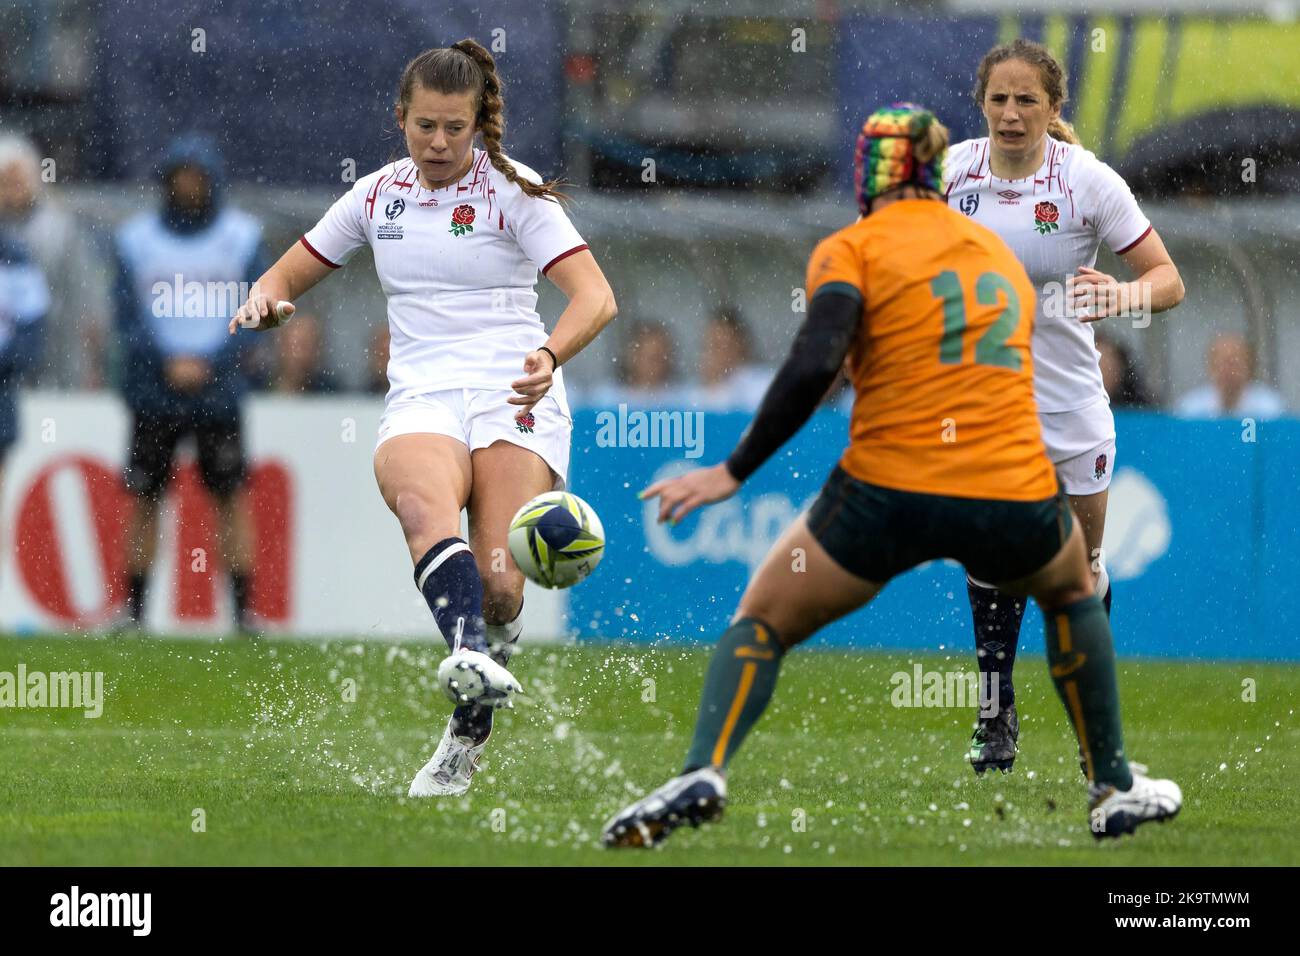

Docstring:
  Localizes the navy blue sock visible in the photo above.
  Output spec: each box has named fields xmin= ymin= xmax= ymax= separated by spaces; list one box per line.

xmin=968 ymin=577 xmax=1025 ymax=710
xmin=414 ymin=538 xmax=487 ymax=654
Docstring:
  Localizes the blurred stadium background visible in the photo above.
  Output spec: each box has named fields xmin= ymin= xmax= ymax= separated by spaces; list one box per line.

xmin=0 ymin=0 xmax=1297 ymax=654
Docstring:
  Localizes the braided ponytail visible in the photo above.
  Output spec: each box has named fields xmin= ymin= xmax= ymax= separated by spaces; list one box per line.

xmin=451 ymin=38 xmax=568 ymax=202
xmin=1046 ymin=117 xmax=1081 ymax=145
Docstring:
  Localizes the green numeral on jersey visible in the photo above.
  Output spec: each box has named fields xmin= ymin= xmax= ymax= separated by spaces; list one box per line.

xmin=974 ymin=272 xmax=1022 ymax=370
xmin=928 ymin=270 xmax=1022 ymax=371
xmin=931 ymin=271 xmax=965 ymax=364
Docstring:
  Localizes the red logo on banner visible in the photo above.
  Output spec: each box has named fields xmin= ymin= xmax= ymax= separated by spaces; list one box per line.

xmin=12 ymin=455 xmax=293 ymax=626
xmin=14 ymin=456 xmax=128 ymax=623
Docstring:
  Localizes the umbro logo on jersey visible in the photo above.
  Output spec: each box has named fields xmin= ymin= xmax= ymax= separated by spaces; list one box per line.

xmin=997 ymin=189 xmax=1021 ymax=200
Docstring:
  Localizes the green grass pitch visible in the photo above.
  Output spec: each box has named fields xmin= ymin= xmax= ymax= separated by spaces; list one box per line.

xmin=0 ymin=634 xmax=1296 ymax=866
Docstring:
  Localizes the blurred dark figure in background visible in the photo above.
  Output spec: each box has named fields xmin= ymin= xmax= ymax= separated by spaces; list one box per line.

xmin=258 ymin=312 xmax=337 ymax=394
xmin=584 ymin=318 xmax=676 ymax=407
xmin=0 ymin=133 xmax=110 ymax=388
xmin=364 ymin=323 xmax=390 ymax=395
xmin=1175 ymin=332 xmax=1286 ymax=419
xmin=0 ymin=225 xmax=48 ymax=484
xmin=1094 ymin=330 xmax=1155 ymax=409
xmin=690 ymin=306 xmax=773 ymax=411
xmin=112 ymin=134 xmax=267 ymax=633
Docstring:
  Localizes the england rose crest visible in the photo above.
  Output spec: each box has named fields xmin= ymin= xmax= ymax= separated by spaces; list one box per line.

xmin=1034 ymin=200 xmax=1060 ymax=235
xmin=449 ymin=204 xmax=476 ymax=237
xmin=515 ymin=411 xmax=535 ymax=434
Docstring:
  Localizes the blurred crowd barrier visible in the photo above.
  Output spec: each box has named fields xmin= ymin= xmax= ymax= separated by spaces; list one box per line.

xmin=569 ymin=407 xmax=1300 ymax=661
xmin=0 ymin=391 xmax=564 ymax=638
xmin=2 ymin=392 xmax=1294 ymax=659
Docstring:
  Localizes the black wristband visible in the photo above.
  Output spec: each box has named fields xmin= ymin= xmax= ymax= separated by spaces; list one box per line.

xmin=539 ymin=346 xmax=560 ymax=371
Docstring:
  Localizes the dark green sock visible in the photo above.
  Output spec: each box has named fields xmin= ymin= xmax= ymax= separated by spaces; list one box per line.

xmin=683 ymin=618 xmax=786 ymax=772
xmin=1044 ymin=595 xmax=1133 ymax=789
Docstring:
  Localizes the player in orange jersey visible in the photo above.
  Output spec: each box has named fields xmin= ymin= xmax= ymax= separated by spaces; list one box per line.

xmin=602 ymin=104 xmax=1181 ymax=849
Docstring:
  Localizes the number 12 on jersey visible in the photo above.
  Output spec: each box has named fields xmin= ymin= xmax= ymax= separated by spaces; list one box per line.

xmin=930 ymin=270 xmax=1022 ymax=371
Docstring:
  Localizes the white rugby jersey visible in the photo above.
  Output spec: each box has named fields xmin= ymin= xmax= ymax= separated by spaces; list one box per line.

xmin=943 ymin=137 xmax=1151 ymax=413
xmin=302 ymin=149 xmax=587 ymax=404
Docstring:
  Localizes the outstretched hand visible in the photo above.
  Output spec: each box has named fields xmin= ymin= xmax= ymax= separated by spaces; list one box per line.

xmin=230 ymin=289 xmax=295 ymax=334
xmin=639 ymin=463 xmax=741 ymax=525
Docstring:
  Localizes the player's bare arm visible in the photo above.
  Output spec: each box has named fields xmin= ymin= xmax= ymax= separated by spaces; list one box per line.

xmin=508 ymin=250 xmax=617 ymax=415
xmin=228 ymin=241 xmax=335 ymax=334
xmin=1067 ymin=229 xmax=1185 ymax=321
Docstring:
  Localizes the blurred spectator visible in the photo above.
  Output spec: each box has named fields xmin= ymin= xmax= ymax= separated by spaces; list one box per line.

xmin=581 ymin=318 xmax=678 ymax=407
xmin=0 ymin=224 xmax=48 ymax=475
xmin=687 ymin=306 xmax=773 ymax=411
xmin=112 ymin=133 xmax=267 ymax=633
xmin=258 ymin=312 xmax=337 ymax=394
xmin=1095 ymin=330 xmax=1156 ymax=409
xmin=1175 ymin=332 xmax=1286 ymax=419
xmin=364 ymin=323 xmax=390 ymax=395
xmin=0 ymin=132 xmax=110 ymax=388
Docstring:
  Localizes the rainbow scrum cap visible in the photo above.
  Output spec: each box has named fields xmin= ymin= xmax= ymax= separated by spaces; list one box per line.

xmin=853 ymin=102 xmax=945 ymax=215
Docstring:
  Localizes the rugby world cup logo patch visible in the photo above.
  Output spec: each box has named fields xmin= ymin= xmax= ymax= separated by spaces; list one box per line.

xmin=378 ymin=199 xmax=406 ymax=239
xmin=1034 ymin=200 xmax=1060 ymax=235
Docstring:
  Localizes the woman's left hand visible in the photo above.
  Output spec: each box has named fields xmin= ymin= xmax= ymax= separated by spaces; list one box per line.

xmin=509 ymin=349 xmax=555 ymax=420
xmin=639 ymin=463 xmax=741 ymax=525
xmin=1067 ymin=265 xmax=1126 ymax=322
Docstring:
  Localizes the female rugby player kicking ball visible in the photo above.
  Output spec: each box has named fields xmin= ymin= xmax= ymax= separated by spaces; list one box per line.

xmin=230 ymin=39 xmax=616 ymax=797
xmin=602 ymin=104 xmax=1180 ymax=848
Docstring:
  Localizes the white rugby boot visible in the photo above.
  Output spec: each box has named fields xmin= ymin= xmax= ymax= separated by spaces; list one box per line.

xmin=436 ymin=649 xmax=522 ymax=708
xmin=1088 ymin=769 xmax=1182 ymax=839
xmin=408 ymin=720 xmax=489 ymax=797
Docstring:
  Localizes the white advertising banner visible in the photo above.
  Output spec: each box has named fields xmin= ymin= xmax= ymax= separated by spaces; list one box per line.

xmin=0 ymin=391 xmax=565 ymax=640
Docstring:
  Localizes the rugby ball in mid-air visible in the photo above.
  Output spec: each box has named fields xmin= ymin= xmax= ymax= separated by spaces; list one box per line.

xmin=507 ymin=491 xmax=605 ymax=589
